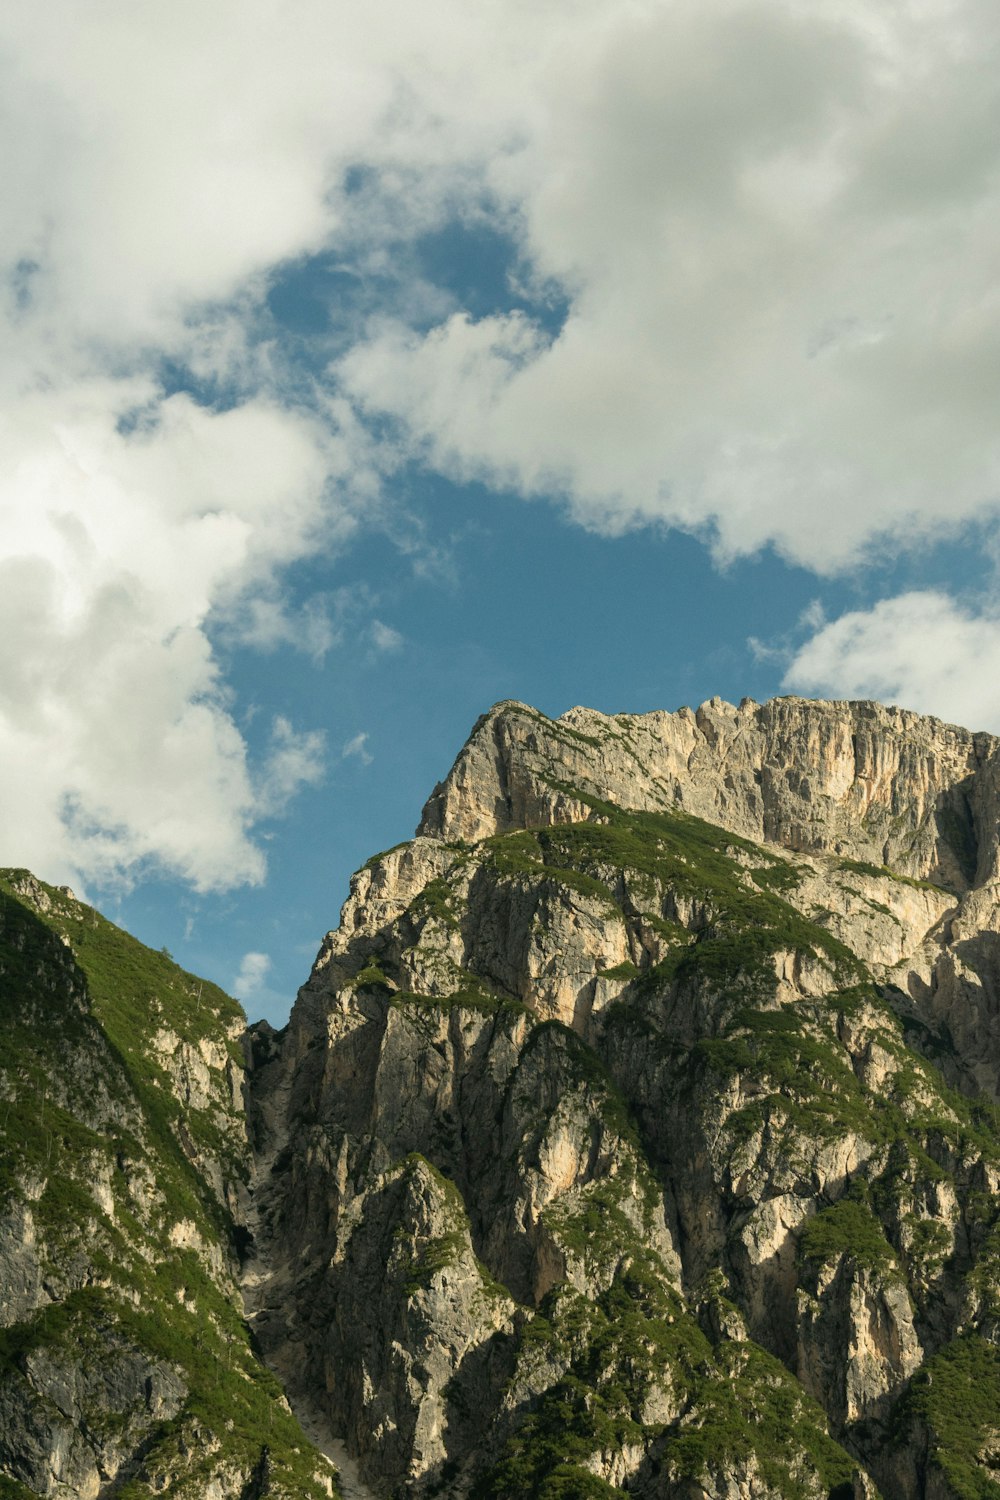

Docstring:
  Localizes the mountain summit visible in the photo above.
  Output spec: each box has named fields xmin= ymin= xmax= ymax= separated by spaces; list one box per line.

xmin=420 ymin=697 xmax=995 ymax=888
xmin=6 ymin=696 xmax=1000 ymax=1499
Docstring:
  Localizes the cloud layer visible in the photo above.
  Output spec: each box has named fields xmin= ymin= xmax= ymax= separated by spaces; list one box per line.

xmin=2 ymin=0 xmax=997 ymax=888
xmin=0 ymin=376 xmax=339 ymax=889
xmin=0 ymin=1 xmax=394 ymax=888
xmin=339 ymin=0 xmax=1000 ymax=572
xmin=784 ymin=592 xmax=1000 ymax=734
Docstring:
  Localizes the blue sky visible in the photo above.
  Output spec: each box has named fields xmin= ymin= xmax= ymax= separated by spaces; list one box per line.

xmin=2 ymin=1 xmax=999 ymax=1023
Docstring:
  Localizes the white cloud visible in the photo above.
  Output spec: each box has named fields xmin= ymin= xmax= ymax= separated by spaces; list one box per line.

xmin=371 ymin=620 xmax=403 ymax=651
xmin=0 ymin=2 xmax=402 ymax=891
xmin=260 ymin=718 xmax=326 ymax=814
xmin=0 ymin=381 xmax=344 ymax=892
xmin=233 ymin=951 xmax=272 ymax=1000
xmin=3 ymin=0 xmax=999 ymax=888
xmin=229 ymin=596 xmax=341 ymax=663
xmin=337 ymin=0 xmax=1000 ymax=573
xmin=784 ymin=591 xmax=1000 ymax=733
xmin=342 ymin=732 xmax=373 ymax=766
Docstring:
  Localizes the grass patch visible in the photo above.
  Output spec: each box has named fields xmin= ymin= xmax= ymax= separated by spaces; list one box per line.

xmin=411 ymin=877 xmax=462 ymax=930
xmin=596 ymin=961 xmax=640 ymax=982
xmin=799 ymin=1199 xmax=900 ymax=1277
xmin=390 ymin=988 xmax=532 ymax=1021
xmin=349 ymin=958 xmax=391 ymax=990
xmin=837 ymin=858 xmax=950 ymax=895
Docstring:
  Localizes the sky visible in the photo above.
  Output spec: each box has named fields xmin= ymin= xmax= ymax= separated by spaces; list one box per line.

xmin=2 ymin=0 xmax=999 ymax=1024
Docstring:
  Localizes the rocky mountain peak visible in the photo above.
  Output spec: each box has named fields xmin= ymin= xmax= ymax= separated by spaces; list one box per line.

xmin=10 ymin=696 xmax=1000 ymax=1500
xmin=418 ymin=695 xmax=999 ymax=892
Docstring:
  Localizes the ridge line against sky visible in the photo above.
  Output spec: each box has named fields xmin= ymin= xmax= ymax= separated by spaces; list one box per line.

xmin=1 ymin=0 xmax=998 ymax=1020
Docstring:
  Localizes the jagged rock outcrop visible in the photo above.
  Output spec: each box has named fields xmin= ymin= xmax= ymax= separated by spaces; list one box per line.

xmin=419 ymin=697 xmax=994 ymax=889
xmin=796 ymin=1244 xmax=922 ymax=1428
xmin=417 ymin=698 xmax=1000 ymax=1103
xmin=246 ymin=981 xmax=682 ymax=1494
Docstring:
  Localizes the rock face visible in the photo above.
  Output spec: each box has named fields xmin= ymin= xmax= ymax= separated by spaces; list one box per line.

xmin=419 ymin=697 xmax=995 ymax=889
xmin=9 ymin=694 xmax=1000 ymax=1500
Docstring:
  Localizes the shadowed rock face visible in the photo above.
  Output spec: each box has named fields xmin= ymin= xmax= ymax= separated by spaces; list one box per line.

xmin=243 ymin=697 xmax=1000 ymax=1500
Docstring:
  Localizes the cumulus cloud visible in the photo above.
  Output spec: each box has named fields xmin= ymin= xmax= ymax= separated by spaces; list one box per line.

xmin=0 ymin=380 xmax=344 ymax=891
xmin=4 ymin=0 xmax=999 ymax=887
xmin=338 ymin=0 xmax=1000 ymax=573
xmin=783 ymin=591 xmax=1000 ymax=733
xmin=0 ymin=2 xmax=395 ymax=890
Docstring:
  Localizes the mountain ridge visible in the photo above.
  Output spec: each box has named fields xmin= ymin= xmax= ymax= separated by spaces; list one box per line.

xmin=418 ymin=695 xmax=997 ymax=892
xmin=6 ymin=695 xmax=1000 ymax=1498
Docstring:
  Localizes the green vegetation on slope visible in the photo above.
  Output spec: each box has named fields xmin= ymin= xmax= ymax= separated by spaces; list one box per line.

xmin=0 ymin=1275 xmax=331 ymax=1500
xmin=8 ymin=752 xmax=1000 ymax=1500
xmin=895 ymin=1335 xmax=1000 ymax=1499
xmin=0 ymin=872 xmax=334 ymax=1499
xmin=476 ymin=1258 xmax=705 ymax=1498
xmin=664 ymin=1339 xmax=856 ymax=1499
xmin=799 ymin=1198 xmax=901 ymax=1278
xmin=0 ymin=869 xmax=246 ymax=1229
xmin=369 ymin=782 xmax=1000 ymax=1497
xmin=480 ymin=800 xmax=864 ymax=994
xmin=479 ymin=1257 xmax=856 ymax=1500
xmin=837 ymin=857 xmax=949 ymax=894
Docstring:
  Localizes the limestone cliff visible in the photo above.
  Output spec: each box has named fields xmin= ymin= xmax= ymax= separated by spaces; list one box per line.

xmin=419 ymin=697 xmax=994 ymax=888
xmin=245 ymin=697 xmax=1000 ymax=1499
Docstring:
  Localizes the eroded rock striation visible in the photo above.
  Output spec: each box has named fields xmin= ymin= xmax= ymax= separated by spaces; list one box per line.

xmin=8 ymin=695 xmax=1000 ymax=1499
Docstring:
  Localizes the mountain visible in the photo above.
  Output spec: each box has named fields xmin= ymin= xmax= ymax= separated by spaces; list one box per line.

xmin=7 ymin=695 xmax=1000 ymax=1499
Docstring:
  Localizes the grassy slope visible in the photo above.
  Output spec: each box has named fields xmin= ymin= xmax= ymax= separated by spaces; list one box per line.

xmin=0 ymin=870 xmax=333 ymax=1500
